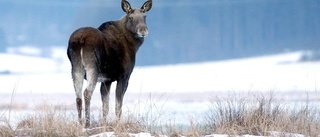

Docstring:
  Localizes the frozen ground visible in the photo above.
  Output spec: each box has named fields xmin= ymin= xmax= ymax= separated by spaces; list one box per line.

xmin=0 ymin=51 xmax=319 ymax=99
xmin=0 ymin=51 xmax=319 ymax=136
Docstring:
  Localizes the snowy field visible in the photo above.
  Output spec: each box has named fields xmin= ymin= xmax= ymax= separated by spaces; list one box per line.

xmin=0 ymin=50 xmax=319 ymax=97
xmin=0 ymin=50 xmax=320 ymax=136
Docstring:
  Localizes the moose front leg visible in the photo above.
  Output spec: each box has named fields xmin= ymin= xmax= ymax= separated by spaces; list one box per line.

xmin=100 ymin=81 xmax=112 ymax=124
xmin=115 ymin=78 xmax=129 ymax=120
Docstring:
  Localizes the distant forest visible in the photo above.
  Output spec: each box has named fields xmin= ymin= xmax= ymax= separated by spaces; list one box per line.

xmin=0 ymin=0 xmax=319 ymax=65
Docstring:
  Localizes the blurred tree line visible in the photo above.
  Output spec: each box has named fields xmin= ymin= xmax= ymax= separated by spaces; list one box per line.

xmin=0 ymin=0 xmax=319 ymax=65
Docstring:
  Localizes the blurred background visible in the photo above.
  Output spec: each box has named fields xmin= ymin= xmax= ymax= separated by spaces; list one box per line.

xmin=0 ymin=0 xmax=320 ymax=127
xmin=0 ymin=0 xmax=319 ymax=66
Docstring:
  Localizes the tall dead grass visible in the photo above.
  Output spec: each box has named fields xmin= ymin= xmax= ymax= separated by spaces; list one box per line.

xmin=204 ymin=92 xmax=320 ymax=136
xmin=0 ymin=92 xmax=319 ymax=136
xmin=4 ymin=104 xmax=82 ymax=136
xmin=0 ymin=104 xmax=149 ymax=137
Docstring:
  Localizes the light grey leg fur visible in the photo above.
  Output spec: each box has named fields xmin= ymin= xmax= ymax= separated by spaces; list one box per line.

xmin=83 ymin=68 xmax=98 ymax=128
xmin=72 ymin=67 xmax=85 ymax=125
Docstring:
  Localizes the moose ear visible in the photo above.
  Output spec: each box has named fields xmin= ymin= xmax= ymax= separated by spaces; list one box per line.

xmin=121 ymin=0 xmax=132 ymax=13
xmin=141 ymin=0 xmax=152 ymax=13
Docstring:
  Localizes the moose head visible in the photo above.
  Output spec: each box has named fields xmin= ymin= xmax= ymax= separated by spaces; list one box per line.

xmin=122 ymin=0 xmax=152 ymax=38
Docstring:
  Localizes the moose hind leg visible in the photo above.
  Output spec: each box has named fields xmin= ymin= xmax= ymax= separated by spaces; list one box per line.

xmin=100 ymin=81 xmax=111 ymax=124
xmin=83 ymin=69 xmax=98 ymax=128
xmin=71 ymin=68 xmax=85 ymax=125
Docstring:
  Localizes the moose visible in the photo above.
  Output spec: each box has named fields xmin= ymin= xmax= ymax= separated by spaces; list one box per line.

xmin=67 ymin=0 xmax=152 ymax=127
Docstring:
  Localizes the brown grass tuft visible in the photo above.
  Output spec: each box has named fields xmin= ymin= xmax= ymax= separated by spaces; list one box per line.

xmin=204 ymin=92 xmax=320 ymax=136
xmin=0 ymin=124 xmax=15 ymax=136
xmin=15 ymin=104 xmax=83 ymax=136
xmin=1 ymin=91 xmax=320 ymax=136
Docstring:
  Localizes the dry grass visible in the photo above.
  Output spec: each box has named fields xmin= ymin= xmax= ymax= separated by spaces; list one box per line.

xmin=0 ymin=104 xmax=149 ymax=137
xmin=203 ymin=92 xmax=320 ymax=136
xmin=0 ymin=92 xmax=319 ymax=136
xmin=11 ymin=105 xmax=82 ymax=136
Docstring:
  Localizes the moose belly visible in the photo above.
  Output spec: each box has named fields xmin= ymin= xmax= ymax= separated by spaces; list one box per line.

xmin=98 ymin=76 xmax=111 ymax=82
xmin=97 ymin=73 xmax=116 ymax=82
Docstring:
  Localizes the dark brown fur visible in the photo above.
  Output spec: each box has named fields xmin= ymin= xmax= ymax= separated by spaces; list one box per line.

xmin=67 ymin=0 xmax=152 ymax=128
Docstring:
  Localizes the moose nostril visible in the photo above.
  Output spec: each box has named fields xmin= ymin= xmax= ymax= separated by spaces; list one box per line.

xmin=138 ymin=27 xmax=145 ymax=31
xmin=136 ymin=27 xmax=148 ymax=37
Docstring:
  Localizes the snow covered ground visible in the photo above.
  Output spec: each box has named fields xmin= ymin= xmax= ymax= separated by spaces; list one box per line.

xmin=0 ymin=51 xmax=319 ymax=137
xmin=0 ymin=51 xmax=319 ymax=101
xmin=1 ymin=51 xmax=320 ymax=93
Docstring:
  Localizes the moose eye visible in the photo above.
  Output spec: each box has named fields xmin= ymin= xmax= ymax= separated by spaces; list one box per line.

xmin=128 ymin=17 xmax=133 ymax=22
